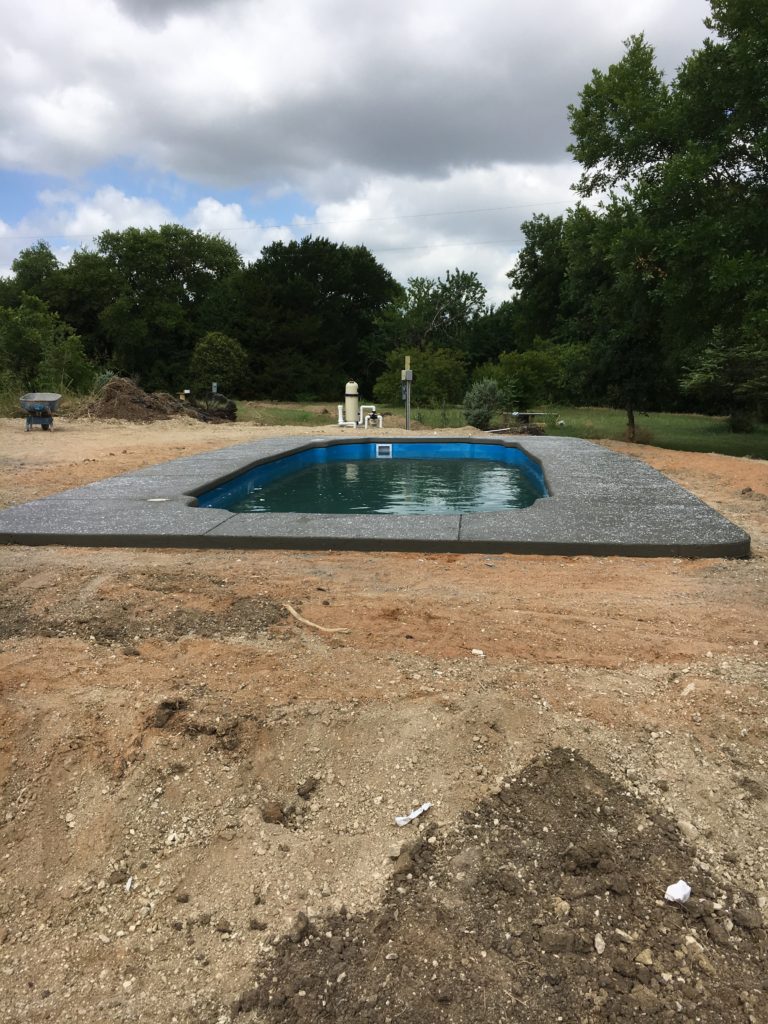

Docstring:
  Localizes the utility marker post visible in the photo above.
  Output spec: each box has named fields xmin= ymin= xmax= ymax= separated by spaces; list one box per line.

xmin=401 ymin=356 xmax=413 ymax=431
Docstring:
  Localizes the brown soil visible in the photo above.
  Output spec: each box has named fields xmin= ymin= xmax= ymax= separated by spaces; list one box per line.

xmin=77 ymin=377 xmax=205 ymax=424
xmin=0 ymin=416 xmax=767 ymax=1024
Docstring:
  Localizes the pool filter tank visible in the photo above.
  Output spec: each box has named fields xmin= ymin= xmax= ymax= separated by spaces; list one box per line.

xmin=345 ymin=380 xmax=359 ymax=425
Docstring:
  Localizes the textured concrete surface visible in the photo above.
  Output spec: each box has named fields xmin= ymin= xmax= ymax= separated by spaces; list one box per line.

xmin=0 ymin=434 xmax=751 ymax=557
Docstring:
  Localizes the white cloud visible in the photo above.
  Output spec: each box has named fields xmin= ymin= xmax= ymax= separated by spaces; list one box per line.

xmin=0 ymin=187 xmax=297 ymax=278
xmin=0 ymin=0 xmax=713 ymax=294
xmin=58 ymin=186 xmax=172 ymax=236
xmin=0 ymin=167 xmax=569 ymax=300
xmin=297 ymin=161 xmax=581 ymax=302
xmin=0 ymin=187 xmax=173 ymax=276
xmin=0 ymin=0 xmax=712 ymax=184
xmin=187 ymin=197 xmax=293 ymax=260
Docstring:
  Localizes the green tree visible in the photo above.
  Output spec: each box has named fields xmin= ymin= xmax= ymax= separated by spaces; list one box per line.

xmin=681 ymin=312 xmax=768 ymax=430
xmin=189 ymin=332 xmax=249 ymax=396
xmin=467 ymin=300 xmax=520 ymax=365
xmin=208 ymin=236 xmax=400 ymax=399
xmin=476 ymin=338 xmax=590 ymax=409
xmin=516 ymin=1 xmax=767 ymax=428
xmin=506 ymin=215 xmax=568 ymax=345
xmin=95 ymin=225 xmax=243 ymax=390
xmin=373 ymin=346 xmax=468 ymax=407
xmin=369 ymin=270 xmax=488 ymax=372
xmin=37 ymin=326 xmax=95 ymax=394
xmin=46 ymin=250 xmax=125 ymax=365
xmin=568 ymin=34 xmax=672 ymax=199
xmin=10 ymin=241 xmax=62 ymax=303
xmin=0 ymin=295 xmax=55 ymax=386
xmin=0 ymin=294 xmax=94 ymax=391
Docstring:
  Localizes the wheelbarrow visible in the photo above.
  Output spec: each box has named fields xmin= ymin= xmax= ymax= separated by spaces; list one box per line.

xmin=20 ymin=392 xmax=62 ymax=431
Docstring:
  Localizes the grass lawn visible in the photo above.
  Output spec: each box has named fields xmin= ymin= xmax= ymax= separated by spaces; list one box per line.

xmin=236 ymin=401 xmax=332 ymax=427
xmin=550 ymin=407 xmax=768 ymax=459
xmin=237 ymin=400 xmax=768 ymax=459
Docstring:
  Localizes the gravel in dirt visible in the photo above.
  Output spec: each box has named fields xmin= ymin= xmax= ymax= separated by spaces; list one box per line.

xmin=0 ymin=416 xmax=766 ymax=1024
xmin=251 ymin=748 xmax=767 ymax=1023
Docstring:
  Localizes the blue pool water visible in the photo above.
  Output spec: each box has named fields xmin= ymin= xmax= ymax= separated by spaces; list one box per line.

xmin=196 ymin=441 xmax=547 ymax=515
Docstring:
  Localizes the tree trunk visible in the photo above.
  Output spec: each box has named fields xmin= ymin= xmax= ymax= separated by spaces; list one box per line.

xmin=626 ymin=405 xmax=636 ymax=442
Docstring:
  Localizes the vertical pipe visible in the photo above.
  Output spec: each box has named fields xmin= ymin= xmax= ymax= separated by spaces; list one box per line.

xmin=403 ymin=356 xmax=412 ymax=431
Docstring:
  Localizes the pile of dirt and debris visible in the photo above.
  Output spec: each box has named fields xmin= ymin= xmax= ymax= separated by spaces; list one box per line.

xmin=248 ymin=749 xmax=766 ymax=1023
xmin=79 ymin=377 xmax=198 ymax=423
xmin=79 ymin=378 xmax=235 ymax=423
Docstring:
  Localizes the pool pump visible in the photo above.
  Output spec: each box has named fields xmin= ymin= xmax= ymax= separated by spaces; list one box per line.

xmin=337 ymin=380 xmax=382 ymax=428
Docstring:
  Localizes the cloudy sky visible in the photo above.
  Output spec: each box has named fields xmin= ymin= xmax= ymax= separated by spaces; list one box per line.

xmin=1 ymin=0 xmax=712 ymax=301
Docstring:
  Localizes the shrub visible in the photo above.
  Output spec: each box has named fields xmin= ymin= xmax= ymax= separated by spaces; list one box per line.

xmin=729 ymin=411 xmax=756 ymax=433
xmin=37 ymin=326 xmax=96 ymax=393
xmin=92 ymin=369 xmax=119 ymax=392
xmin=463 ymin=378 xmax=503 ymax=430
xmin=189 ymin=332 xmax=249 ymax=397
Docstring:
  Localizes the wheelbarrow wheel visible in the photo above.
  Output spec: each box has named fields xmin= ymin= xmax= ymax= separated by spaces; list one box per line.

xmin=41 ymin=424 xmax=50 ymax=430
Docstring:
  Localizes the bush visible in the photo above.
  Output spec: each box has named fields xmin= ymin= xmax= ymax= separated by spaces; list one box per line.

xmin=729 ymin=411 xmax=756 ymax=433
xmin=189 ymin=332 xmax=249 ymax=397
xmin=37 ymin=326 xmax=96 ymax=393
xmin=92 ymin=369 xmax=119 ymax=392
xmin=0 ymin=369 xmax=25 ymax=416
xmin=474 ymin=340 xmax=590 ymax=408
xmin=463 ymin=378 xmax=503 ymax=430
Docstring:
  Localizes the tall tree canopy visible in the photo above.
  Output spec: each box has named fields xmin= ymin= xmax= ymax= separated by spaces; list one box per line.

xmin=371 ymin=270 xmax=488 ymax=355
xmin=206 ymin=236 xmax=401 ymax=399
xmin=505 ymin=215 xmax=568 ymax=345
xmin=501 ymin=0 xmax=768 ymax=429
xmin=94 ymin=225 xmax=242 ymax=390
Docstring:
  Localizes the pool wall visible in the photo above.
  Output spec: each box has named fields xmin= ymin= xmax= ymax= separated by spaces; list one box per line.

xmin=0 ymin=434 xmax=751 ymax=557
xmin=196 ymin=439 xmax=548 ymax=511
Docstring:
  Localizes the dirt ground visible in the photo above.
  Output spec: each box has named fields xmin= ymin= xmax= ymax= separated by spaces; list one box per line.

xmin=1 ymin=415 xmax=767 ymax=1023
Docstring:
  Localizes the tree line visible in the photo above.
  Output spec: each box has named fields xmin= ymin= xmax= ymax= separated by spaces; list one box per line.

xmin=1 ymin=0 xmax=764 ymax=430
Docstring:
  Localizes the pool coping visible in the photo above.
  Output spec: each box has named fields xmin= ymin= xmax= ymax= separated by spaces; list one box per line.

xmin=0 ymin=434 xmax=751 ymax=557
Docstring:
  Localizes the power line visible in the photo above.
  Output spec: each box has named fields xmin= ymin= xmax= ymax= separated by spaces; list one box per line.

xmin=253 ymin=198 xmax=572 ymax=232
xmin=371 ymin=239 xmax=522 ymax=253
xmin=0 ymin=198 xmax=574 ymax=243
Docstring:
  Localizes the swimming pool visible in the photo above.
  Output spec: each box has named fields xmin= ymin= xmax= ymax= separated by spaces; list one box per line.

xmin=0 ymin=434 xmax=751 ymax=557
xmin=196 ymin=441 xmax=548 ymax=515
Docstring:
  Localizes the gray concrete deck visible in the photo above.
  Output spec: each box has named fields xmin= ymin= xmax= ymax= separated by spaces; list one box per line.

xmin=0 ymin=435 xmax=751 ymax=557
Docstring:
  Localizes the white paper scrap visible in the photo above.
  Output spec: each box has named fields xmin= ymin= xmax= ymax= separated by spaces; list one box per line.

xmin=664 ymin=879 xmax=691 ymax=904
xmin=395 ymin=802 xmax=432 ymax=827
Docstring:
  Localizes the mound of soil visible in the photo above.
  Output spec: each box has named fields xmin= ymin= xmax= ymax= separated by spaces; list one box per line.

xmin=78 ymin=378 xmax=237 ymax=421
xmin=248 ymin=749 xmax=766 ymax=1023
xmin=80 ymin=378 xmax=236 ymax=424
xmin=79 ymin=378 xmax=200 ymax=423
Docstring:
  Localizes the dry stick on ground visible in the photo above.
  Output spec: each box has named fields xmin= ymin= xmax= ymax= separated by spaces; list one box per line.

xmin=283 ymin=602 xmax=351 ymax=634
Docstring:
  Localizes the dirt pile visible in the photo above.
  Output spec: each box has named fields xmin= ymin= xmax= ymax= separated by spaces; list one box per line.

xmin=80 ymin=378 xmax=205 ymax=423
xmin=250 ymin=749 xmax=767 ymax=1023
